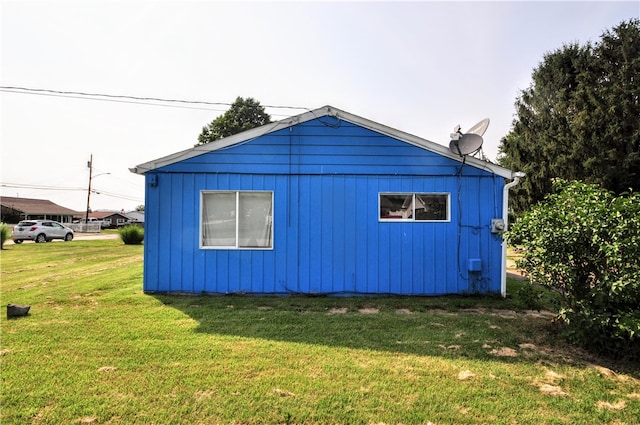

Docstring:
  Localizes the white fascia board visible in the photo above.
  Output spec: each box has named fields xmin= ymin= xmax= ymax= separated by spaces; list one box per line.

xmin=130 ymin=105 xmax=513 ymax=179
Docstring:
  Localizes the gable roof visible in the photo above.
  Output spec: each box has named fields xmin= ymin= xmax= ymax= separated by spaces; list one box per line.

xmin=125 ymin=211 xmax=145 ymax=222
xmin=0 ymin=196 xmax=79 ymax=216
xmin=131 ymin=105 xmax=514 ymax=179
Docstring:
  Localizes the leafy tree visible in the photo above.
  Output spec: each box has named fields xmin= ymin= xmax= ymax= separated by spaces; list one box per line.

xmin=498 ymin=19 xmax=640 ymax=213
xmin=196 ymin=97 xmax=271 ymax=146
xmin=135 ymin=205 xmax=145 ymax=212
xmin=508 ymin=180 xmax=640 ymax=359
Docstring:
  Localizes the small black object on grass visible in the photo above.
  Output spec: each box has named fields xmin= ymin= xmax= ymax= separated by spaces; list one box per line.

xmin=7 ymin=304 xmax=31 ymax=319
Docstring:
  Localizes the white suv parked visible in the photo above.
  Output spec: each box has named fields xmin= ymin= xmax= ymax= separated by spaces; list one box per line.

xmin=12 ymin=220 xmax=74 ymax=244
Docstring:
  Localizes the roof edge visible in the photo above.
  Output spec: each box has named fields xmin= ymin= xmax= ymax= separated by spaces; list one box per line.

xmin=130 ymin=106 xmax=332 ymax=174
xmin=130 ymin=105 xmax=513 ymax=178
xmin=323 ymin=107 xmax=514 ymax=178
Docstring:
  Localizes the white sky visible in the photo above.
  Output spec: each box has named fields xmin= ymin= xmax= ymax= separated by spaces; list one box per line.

xmin=1 ymin=1 xmax=638 ymax=213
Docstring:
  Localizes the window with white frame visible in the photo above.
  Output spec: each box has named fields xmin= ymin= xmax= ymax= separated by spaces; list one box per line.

xmin=201 ymin=191 xmax=273 ymax=249
xmin=379 ymin=193 xmax=449 ymax=221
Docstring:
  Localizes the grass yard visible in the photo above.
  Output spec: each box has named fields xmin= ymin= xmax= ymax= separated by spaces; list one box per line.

xmin=1 ymin=240 xmax=639 ymax=424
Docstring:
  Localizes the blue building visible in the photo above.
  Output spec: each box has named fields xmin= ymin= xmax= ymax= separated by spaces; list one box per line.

xmin=131 ymin=106 xmax=521 ymax=296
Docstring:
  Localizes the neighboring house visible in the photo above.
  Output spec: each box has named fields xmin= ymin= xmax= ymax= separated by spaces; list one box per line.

xmin=86 ymin=211 xmax=131 ymax=228
xmin=124 ymin=210 xmax=145 ymax=227
xmin=0 ymin=196 xmax=79 ymax=223
xmin=131 ymin=106 xmax=521 ymax=296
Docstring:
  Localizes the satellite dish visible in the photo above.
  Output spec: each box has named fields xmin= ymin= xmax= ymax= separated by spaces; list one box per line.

xmin=467 ymin=118 xmax=490 ymax=137
xmin=449 ymin=134 xmax=483 ymax=156
xmin=448 ymin=118 xmax=489 ymax=156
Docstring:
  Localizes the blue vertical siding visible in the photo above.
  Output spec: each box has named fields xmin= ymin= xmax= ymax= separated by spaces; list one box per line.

xmin=142 ymin=118 xmax=505 ymax=295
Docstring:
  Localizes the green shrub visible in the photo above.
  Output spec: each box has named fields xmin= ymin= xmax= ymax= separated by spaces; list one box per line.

xmin=118 ymin=225 xmax=144 ymax=245
xmin=0 ymin=222 xmax=11 ymax=249
xmin=508 ymin=179 xmax=640 ymax=359
xmin=514 ymin=283 xmax=545 ymax=311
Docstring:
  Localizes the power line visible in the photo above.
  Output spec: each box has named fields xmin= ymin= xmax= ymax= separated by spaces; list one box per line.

xmin=0 ymin=86 xmax=311 ymax=113
xmin=1 ymin=88 xmax=225 ymax=112
xmin=1 ymin=182 xmax=143 ymax=203
xmin=91 ymin=188 xmax=144 ymax=202
xmin=1 ymin=182 xmax=86 ymax=191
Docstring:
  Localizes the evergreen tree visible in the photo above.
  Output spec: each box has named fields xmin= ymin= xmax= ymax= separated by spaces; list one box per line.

xmin=498 ymin=19 xmax=640 ymax=212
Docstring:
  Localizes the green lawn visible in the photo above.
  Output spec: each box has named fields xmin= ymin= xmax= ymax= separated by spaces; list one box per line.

xmin=1 ymin=240 xmax=638 ymax=424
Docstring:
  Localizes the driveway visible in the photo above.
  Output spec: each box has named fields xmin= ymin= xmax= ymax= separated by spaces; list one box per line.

xmin=4 ymin=232 xmax=119 ymax=245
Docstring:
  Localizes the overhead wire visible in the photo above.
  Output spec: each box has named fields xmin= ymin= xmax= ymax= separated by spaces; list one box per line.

xmin=1 ymin=88 xmax=224 ymax=111
xmin=0 ymin=86 xmax=311 ymax=116
xmin=1 ymin=85 xmax=312 ymax=186
xmin=0 ymin=182 xmax=86 ymax=191
xmin=1 ymin=182 xmax=143 ymax=203
xmin=90 ymin=187 xmax=144 ymax=202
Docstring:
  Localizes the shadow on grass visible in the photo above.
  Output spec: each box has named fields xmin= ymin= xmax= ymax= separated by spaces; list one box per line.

xmin=151 ymin=293 xmax=624 ymax=371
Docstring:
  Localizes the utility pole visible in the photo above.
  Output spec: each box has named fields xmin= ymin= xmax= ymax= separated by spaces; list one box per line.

xmin=85 ymin=154 xmax=93 ymax=231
